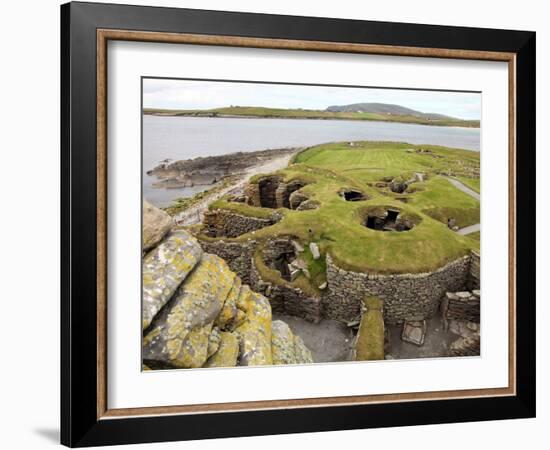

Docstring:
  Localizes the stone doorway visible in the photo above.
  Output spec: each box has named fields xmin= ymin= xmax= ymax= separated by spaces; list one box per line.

xmin=340 ymin=189 xmax=367 ymax=202
xmin=364 ymin=207 xmax=418 ymax=232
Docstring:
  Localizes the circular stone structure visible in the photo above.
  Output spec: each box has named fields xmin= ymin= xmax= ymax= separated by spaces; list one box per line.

xmin=361 ymin=206 xmax=421 ymax=232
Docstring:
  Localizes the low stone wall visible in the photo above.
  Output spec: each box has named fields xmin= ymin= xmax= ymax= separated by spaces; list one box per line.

xmin=250 ymin=257 xmax=322 ymax=323
xmin=469 ymin=250 xmax=480 ymax=290
xmin=441 ymin=290 xmax=480 ymax=323
xmin=200 ymin=237 xmax=321 ymax=322
xmin=200 ymin=231 xmax=477 ymax=326
xmin=324 ymin=254 xmax=471 ymax=324
xmin=199 ymin=239 xmax=256 ymax=285
xmin=203 ymin=209 xmax=277 ymax=238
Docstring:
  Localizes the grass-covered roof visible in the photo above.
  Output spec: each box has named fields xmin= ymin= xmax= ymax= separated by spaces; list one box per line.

xmin=207 ymin=141 xmax=480 ymax=276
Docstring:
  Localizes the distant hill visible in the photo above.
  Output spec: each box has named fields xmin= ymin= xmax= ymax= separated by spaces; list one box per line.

xmin=144 ymin=104 xmax=479 ymax=128
xmin=326 ymin=102 xmax=456 ymax=121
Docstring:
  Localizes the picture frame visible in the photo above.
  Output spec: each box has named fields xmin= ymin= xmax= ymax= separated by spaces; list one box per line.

xmin=60 ymin=1 xmax=536 ymax=447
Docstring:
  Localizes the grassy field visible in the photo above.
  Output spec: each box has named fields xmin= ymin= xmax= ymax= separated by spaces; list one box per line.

xmin=144 ymin=106 xmax=480 ymax=128
xmin=467 ymin=231 xmax=481 ymax=242
xmin=456 ymin=176 xmax=481 ymax=193
xmin=204 ymin=141 xmax=480 ymax=277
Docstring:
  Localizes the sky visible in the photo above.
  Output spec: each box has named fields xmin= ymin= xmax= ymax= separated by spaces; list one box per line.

xmin=143 ymin=78 xmax=481 ymax=120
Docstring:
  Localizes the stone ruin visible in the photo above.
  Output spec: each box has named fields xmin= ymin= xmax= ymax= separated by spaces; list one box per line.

xmin=203 ymin=209 xmax=280 ymax=238
xmin=340 ymin=188 xmax=367 ymax=202
xmin=261 ymin=238 xmax=312 ymax=282
xmin=442 ymin=290 xmax=481 ymax=357
xmin=244 ymin=176 xmax=311 ymax=210
xmin=441 ymin=290 xmax=480 ymax=323
xmin=364 ymin=207 xmax=418 ymax=232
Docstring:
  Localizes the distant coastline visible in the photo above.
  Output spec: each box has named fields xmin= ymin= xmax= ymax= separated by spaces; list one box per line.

xmin=143 ymin=106 xmax=480 ymax=129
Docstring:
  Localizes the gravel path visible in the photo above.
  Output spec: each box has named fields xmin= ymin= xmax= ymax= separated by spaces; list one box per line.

xmin=445 ymin=177 xmax=480 ymax=235
xmin=456 ymin=223 xmax=481 ymax=235
xmin=174 ymin=152 xmax=297 ymax=226
xmin=446 ymin=177 xmax=480 ymax=201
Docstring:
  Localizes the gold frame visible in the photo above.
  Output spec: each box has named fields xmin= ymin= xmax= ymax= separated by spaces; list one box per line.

xmin=96 ymin=29 xmax=516 ymax=420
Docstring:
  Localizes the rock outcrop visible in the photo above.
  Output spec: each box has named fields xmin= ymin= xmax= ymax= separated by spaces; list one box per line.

xmin=142 ymin=203 xmax=313 ymax=369
xmin=147 ymin=148 xmax=297 ymax=189
xmin=143 ymin=200 xmax=174 ymax=251
xmin=271 ymin=320 xmax=314 ymax=365
xmin=142 ymin=229 xmax=203 ymax=330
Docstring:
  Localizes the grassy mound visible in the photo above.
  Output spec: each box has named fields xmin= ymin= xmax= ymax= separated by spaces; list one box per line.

xmin=205 ymin=141 xmax=480 ymax=275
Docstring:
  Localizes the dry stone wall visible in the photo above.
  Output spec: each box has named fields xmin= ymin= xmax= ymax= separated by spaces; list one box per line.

xmin=203 ymin=209 xmax=277 ymax=238
xmin=441 ymin=290 xmax=480 ymax=323
xmin=250 ymin=257 xmax=322 ymax=323
xmin=199 ymin=239 xmax=256 ymax=285
xmin=469 ymin=250 xmax=480 ymax=290
xmin=324 ymin=254 xmax=471 ymax=324
xmin=245 ymin=176 xmax=308 ymax=210
xmin=199 ymin=224 xmax=478 ymax=326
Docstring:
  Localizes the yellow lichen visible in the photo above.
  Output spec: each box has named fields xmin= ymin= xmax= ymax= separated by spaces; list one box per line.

xmin=204 ymin=332 xmax=240 ymax=368
xmin=234 ymin=291 xmax=273 ymax=365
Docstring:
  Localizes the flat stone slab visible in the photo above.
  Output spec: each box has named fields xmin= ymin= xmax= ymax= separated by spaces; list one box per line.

xmin=309 ymin=242 xmax=320 ymax=260
xmin=401 ymin=320 xmax=427 ymax=346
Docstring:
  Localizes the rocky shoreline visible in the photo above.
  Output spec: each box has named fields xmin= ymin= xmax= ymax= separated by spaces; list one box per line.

xmin=147 ymin=147 xmax=298 ymax=190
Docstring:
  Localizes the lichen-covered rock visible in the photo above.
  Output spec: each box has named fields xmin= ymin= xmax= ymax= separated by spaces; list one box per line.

xmin=143 ymin=200 xmax=173 ymax=251
xmin=271 ymin=320 xmax=296 ymax=364
xmin=142 ymin=253 xmax=236 ymax=368
xmin=293 ymin=335 xmax=314 ymax=364
xmin=234 ymin=287 xmax=273 ymax=366
xmin=214 ymin=276 xmax=243 ymax=331
xmin=271 ymin=320 xmax=314 ymax=365
xmin=142 ymin=226 xmax=314 ymax=370
xmin=204 ymin=332 xmax=240 ymax=368
xmin=207 ymin=326 xmax=221 ymax=358
xmin=142 ymin=230 xmax=203 ymax=330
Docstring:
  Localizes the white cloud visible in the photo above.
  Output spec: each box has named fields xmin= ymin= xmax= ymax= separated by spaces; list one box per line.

xmin=142 ymin=78 xmax=481 ymax=119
